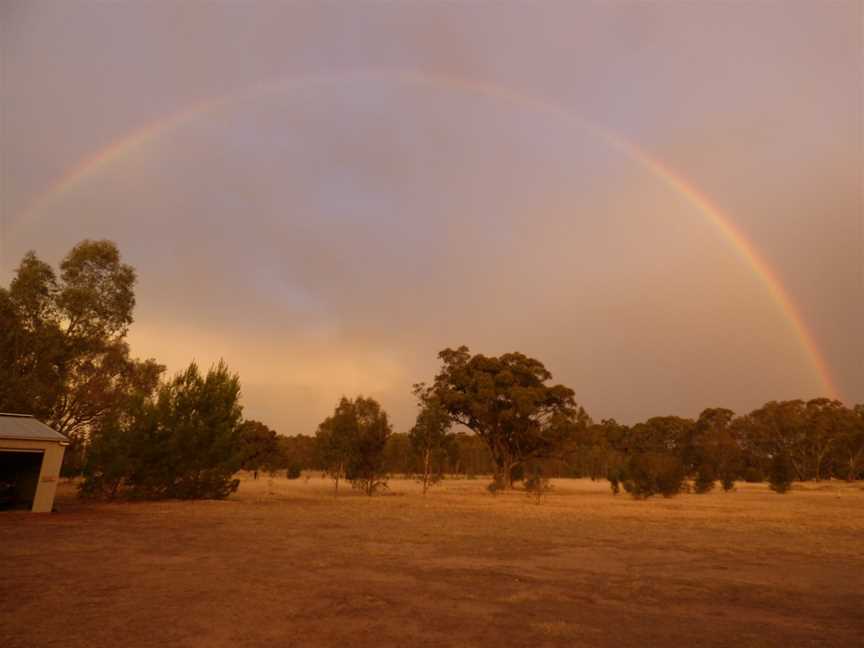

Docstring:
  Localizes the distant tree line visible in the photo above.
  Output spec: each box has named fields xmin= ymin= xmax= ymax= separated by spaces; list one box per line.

xmin=2 ymin=241 xmax=862 ymax=501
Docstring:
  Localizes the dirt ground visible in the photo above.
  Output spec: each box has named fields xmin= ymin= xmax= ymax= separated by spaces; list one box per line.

xmin=2 ymin=475 xmax=863 ymax=648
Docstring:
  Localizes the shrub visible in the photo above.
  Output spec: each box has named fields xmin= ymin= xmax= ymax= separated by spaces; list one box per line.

xmin=607 ymin=465 xmax=624 ymax=495
xmin=622 ymin=452 xmax=686 ymax=499
xmin=693 ymin=463 xmax=716 ymax=494
xmin=81 ymin=361 xmax=243 ymax=500
xmin=768 ymin=453 xmax=794 ymax=494
xmin=286 ymin=464 xmax=302 ymax=480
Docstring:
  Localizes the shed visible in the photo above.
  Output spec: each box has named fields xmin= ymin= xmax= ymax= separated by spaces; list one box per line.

xmin=0 ymin=414 xmax=69 ymax=512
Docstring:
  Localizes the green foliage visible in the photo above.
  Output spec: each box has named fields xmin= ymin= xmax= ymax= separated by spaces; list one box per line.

xmin=382 ymin=433 xmax=413 ymax=476
xmin=409 ymin=384 xmax=454 ymax=494
xmin=430 ymin=346 xmax=590 ymax=489
xmin=237 ymin=420 xmax=280 ymax=476
xmin=608 ymin=466 xmax=622 ymax=495
xmin=315 ymin=396 xmax=392 ymax=495
xmin=275 ymin=434 xmax=317 ymax=472
xmin=0 ymin=242 xmax=141 ymax=436
xmin=621 ymin=452 xmax=686 ymax=499
xmin=81 ymin=361 xmax=244 ymax=500
xmin=768 ymin=452 xmax=794 ymax=494
xmin=835 ymin=404 xmax=864 ymax=481
xmin=693 ymin=463 xmax=716 ymax=494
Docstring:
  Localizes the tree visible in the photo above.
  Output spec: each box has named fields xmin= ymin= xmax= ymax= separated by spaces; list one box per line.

xmin=693 ymin=463 xmax=716 ymax=494
xmin=382 ymin=433 xmax=413 ymax=476
xmin=768 ymin=452 xmax=794 ymax=494
xmin=0 ymin=241 xmax=153 ymax=474
xmin=409 ymin=384 xmax=454 ymax=494
xmin=833 ymin=404 xmax=864 ymax=481
xmin=801 ymin=398 xmax=844 ymax=481
xmin=430 ymin=346 xmax=589 ymax=488
xmin=690 ymin=408 xmax=741 ymax=492
xmin=315 ymin=397 xmax=356 ymax=494
xmin=238 ymin=420 xmax=280 ymax=479
xmin=744 ymin=400 xmax=808 ymax=480
xmin=621 ymin=452 xmax=686 ymax=499
xmin=344 ymin=397 xmax=392 ymax=496
xmin=79 ymin=359 xmax=164 ymax=498
xmin=81 ymin=361 xmax=244 ymax=500
xmin=275 ymin=434 xmax=317 ymax=477
xmin=628 ymin=416 xmax=693 ymax=455
xmin=315 ymin=396 xmax=392 ymax=495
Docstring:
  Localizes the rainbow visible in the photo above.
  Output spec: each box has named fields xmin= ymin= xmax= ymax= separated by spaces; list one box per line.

xmin=13 ymin=69 xmax=840 ymax=400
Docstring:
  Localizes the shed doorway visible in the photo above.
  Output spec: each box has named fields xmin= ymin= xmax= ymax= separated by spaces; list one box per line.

xmin=0 ymin=450 xmax=45 ymax=511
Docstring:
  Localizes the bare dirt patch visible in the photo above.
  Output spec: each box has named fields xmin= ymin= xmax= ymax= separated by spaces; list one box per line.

xmin=2 ymin=476 xmax=862 ymax=647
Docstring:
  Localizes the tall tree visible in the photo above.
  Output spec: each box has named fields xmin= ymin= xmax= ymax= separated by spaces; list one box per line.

xmin=132 ymin=361 xmax=244 ymax=499
xmin=0 ymin=241 xmax=151 ymax=462
xmin=82 ymin=361 xmax=243 ymax=500
xmin=833 ymin=404 xmax=864 ymax=481
xmin=344 ymin=396 xmax=392 ymax=496
xmin=430 ymin=346 xmax=589 ymax=488
xmin=79 ymin=359 xmax=164 ymax=499
xmin=409 ymin=383 xmax=454 ymax=494
xmin=315 ymin=397 xmax=356 ymax=494
xmin=237 ymin=420 xmax=280 ymax=479
xmin=801 ymin=398 xmax=844 ymax=480
xmin=690 ymin=408 xmax=741 ymax=491
xmin=743 ymin=400 xmax=808 ymax=480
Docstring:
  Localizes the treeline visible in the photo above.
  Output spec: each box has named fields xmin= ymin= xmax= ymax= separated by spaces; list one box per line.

xmin=2 ymin=241 xmax=862 ymax=502
xmin=241 ymin=429 xmax=495 ymax=481
xmin=244 ymin=400 xmax=864 ymax=499
xmin=566 ymin=401 xmax=864 ymax=494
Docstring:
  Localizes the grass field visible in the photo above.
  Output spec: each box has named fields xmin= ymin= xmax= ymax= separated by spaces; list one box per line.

xmin=2 ymin=475 xmax=863 ymax=647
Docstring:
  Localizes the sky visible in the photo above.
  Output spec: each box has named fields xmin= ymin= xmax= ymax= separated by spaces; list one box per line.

xmin=1 ymin=1 xmax=861 ymax=434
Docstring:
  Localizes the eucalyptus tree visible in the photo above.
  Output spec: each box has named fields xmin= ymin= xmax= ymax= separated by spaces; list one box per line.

xmin=409 ymin=383 xmax=454 ymax=494
xmin=429 ymin=346 xmax=589 ymax=488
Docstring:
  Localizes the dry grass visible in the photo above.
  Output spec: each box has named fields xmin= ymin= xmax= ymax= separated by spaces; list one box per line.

xmin=2 ymin=475 xmax=863 ymax=647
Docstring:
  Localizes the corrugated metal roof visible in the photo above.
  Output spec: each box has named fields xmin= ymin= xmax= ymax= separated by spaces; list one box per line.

xmin=0 ymin=414 xmax=69 ymax=443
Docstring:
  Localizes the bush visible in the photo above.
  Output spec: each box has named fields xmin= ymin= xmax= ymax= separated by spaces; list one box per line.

xmin=720 ymin=475 xmax=735 ymax=492
xmin=768 ymin=453 xmax=793 ymax=494
xmin=81 ymin=361 xmax=243 ymax=501
xmin=286 ymin=464 xmax=302 ymax=480
xmin=607 ymin=466 xmax=624 ymax=495
xmin=622 ymin=452 xmax=686 ymax=499
xmin=693 ymin=463 xmax=716 ymax=494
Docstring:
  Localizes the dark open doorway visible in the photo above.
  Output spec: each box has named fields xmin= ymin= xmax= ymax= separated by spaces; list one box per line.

xmin=0 ymin=450 xmax=44 ymax=511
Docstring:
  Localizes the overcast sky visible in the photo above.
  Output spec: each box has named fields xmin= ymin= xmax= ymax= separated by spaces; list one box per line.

xmin=1 ymin=1 xmax=861 ymax=434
